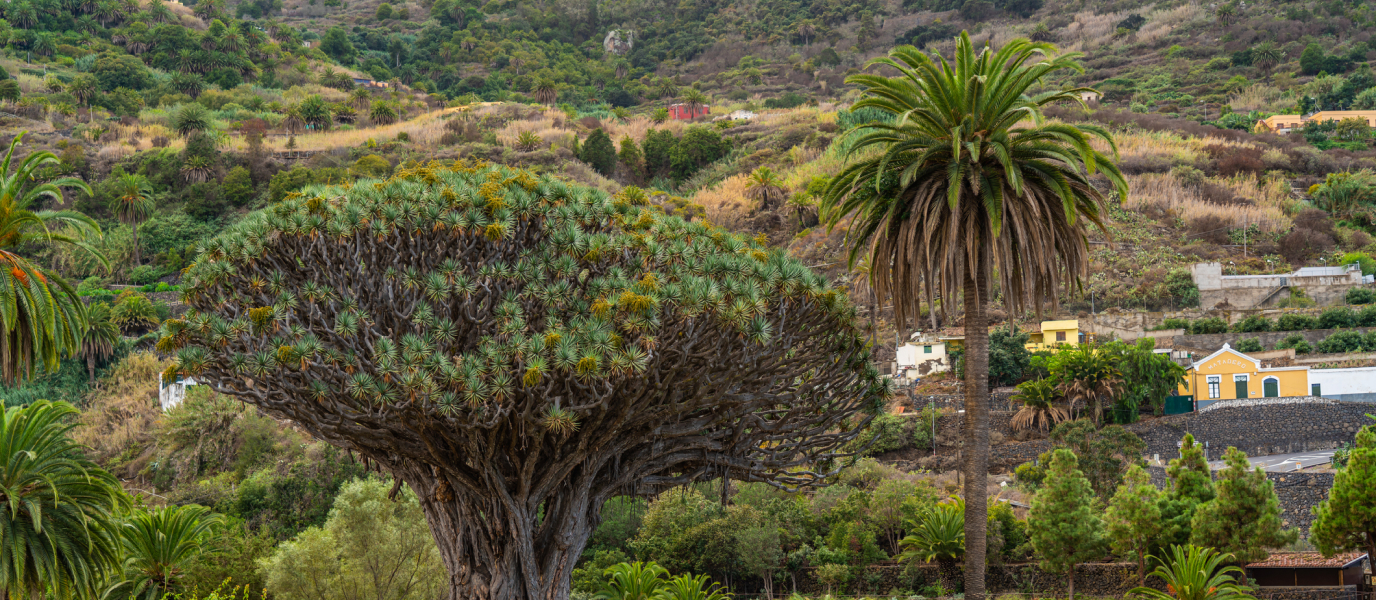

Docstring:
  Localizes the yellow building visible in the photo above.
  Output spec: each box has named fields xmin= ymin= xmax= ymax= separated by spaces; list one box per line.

xmin=1178 ymin=344 xmax=1310 ymax=404
xmin=1026 ymin=320 xmax=1080 ymax=351
xmin=1255 ymin=111 xmax=1376 ymax=134
xmin=938 ymin=320 xmax=1081 ymax=352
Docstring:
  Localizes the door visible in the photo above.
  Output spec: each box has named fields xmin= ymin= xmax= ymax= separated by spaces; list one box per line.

xmin=1235 ymin=376 xmax=1249 ymax=399
xmin=1264 ymin=378 xmax=1279 ymax=398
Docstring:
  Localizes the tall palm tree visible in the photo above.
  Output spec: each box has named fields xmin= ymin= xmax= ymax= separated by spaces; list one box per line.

xmin=107 ymin=505 xmax=223 ymax=600
xmin=534 ymin=80 xmax=557 ymax=105
xmin=655 ymin=78 xmax=678 ymax=107
xmin=67 ymin=74 xmax=98 ymax=107
xmin=0 ymin=132 xmax=106 ymax=384
xmin=1252 ymin=41 xmax=1283 ymax=75
xmin=0 ymin=400 xmax=127 ymax=600
xmin=111 ymin=173 xmax=154 ymax=266
xmin=80 ymin=302 xmax=118 ymax=384
xmin=1053 ymin=342 xmax=1122 ymax=426
xmin=820 ymin=33 xmax=1126 ymax=600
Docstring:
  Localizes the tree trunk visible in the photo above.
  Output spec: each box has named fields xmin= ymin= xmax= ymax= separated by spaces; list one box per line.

xmin=87 ymin=352 xmax=95 ymax=385
xmin=1136 ymin=547 xmax=1146 ymax=586
xmin=132 ymin=223 xmax=140 ymax=266
xmin=1068 ymin=564 xmax=1076 ymax=600
xmin=961 ymin=268 xmax=990 ymax=600
xmin=397 ymin=463 xmax=595 ymax=600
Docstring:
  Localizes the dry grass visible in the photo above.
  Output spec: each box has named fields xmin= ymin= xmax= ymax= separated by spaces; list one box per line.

xmin=1092 ymin=127 xmax=1255 ymax=164
xmin=1126 ymin=172 xmax=1292 ymax=232
xmin=73 ymin=352 xmax=168 ymax=467
xmin=691 ymin=174 xmax=755 ymax=229
xmin=1229 ymin=84 xmax=1296 ymax=113
xmin=222 ymin=106 xmax=460 ymax=151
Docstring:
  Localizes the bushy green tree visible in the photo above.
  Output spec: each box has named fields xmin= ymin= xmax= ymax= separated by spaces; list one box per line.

xmin=1028 ymin=449 xmax=1105 ymax=600
xmin=1048 ymin=420 xmax=1146 ymax=500
xmin=222 ymin=166 xmax=255 ymax=207
xmin=580 ymin=129 xmax=618 ymax=177
xmin=1105 ymin=464 xmax=1163 ymax=585
xmin=259 ymin=478 xmax=446 ymax=600
xmin=1158 ymin=434 xmax=1215 ymax=548
xmin=669 ymin=126 xmax=730 ymax=180
xmin=1277 ymin=313 xmax=1320 ymax=331
xmin=641 ymin=129 xmax=676 ymax=178
xmin=618 ymin=135 xmax=645 ymax=182
xmin=1312 ymin=426 xmax=1376 ymax=564
xmin=1302 ymin=43 xmax=1327 ymax=75
xmin=1236 ymin=338 xmax=1263 ymax=353
xmin=320 ymin=27 xmax=356 ymax=63
xmin=1319 ymin=306 xmax=1356 ymax=329
xmin=1190 ymin=446 xmax=1297 ymax=566
xmin=1231 ymin=315 xmax=1272 ymax=333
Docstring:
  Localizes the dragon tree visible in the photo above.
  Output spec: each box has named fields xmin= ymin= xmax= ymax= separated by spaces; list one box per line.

xmin=162 ymin=161 xmax=885 ymax=600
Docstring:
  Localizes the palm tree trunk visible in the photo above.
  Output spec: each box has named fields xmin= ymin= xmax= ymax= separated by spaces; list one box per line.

xmin=132 ymin=222 xmax=140 ymax=266
xmin=961 ymin=267 xmax=990 ymax=600
xmin=1068 ymin=564 xmax=1076 ymax=600
xmin=87 ymin=352 xmax=95 ymax=385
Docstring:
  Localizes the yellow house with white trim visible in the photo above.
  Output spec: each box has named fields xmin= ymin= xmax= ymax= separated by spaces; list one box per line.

xmin=1178 ymin=344 xmax=1311 ymax=405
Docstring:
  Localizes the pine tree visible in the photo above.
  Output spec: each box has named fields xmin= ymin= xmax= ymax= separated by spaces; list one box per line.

xmin=1157 ymin=433 xmax=1215 ymax=548
xmin=618 ymin=134 xmax=645 ymax=183
xmin=1190 ymin=446 xmax=1298 ymax=571
xmin=1028 ymin=449 xmax=1105 ymax=600
xmin=1313 ymin=427 xmax=1376 ymax=564
xmin=1104 ymin=464 xmax=1163 ymax=586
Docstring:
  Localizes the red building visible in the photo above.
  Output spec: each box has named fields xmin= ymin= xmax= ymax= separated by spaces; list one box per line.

xmin=667 ymin=103 xmax=710 ymax=120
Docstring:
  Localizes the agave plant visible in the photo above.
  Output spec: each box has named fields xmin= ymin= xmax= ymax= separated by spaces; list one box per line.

xmin=515 ymin=130 xmax=542 ymax=152
xmin=1128 ymin=545 xmax=1256 ymax=600
xmin=1010 ymin=377 xmax=1070 ymax=432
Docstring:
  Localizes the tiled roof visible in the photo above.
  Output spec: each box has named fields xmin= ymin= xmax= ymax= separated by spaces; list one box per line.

xmin=1247 ymin=552 xmax=1366 ymax=569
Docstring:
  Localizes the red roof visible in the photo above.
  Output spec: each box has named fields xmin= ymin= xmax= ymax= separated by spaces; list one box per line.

xmin=1247 ymin=553 xmax=1367 ymax=569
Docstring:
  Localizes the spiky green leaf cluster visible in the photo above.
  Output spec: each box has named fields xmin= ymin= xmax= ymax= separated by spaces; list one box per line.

xmin=169 ymin=159 xmax=885 ymax=429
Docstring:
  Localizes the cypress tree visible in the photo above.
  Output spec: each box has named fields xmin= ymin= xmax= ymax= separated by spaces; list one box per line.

xmin=579 ymin=129 xmax=617 ymax=177
xmin=618 ymin=134 xmax=644 ymax=183
xmin=1028 ymin=449 xmax=1105 ymax=600
xmin=1190 ymin=446 xmax=1298 ymax=570
xmin=1157 ymin=433 xmax=1214 ymax=548
xmin=1313 ymin=427 xmax=1376 ymax=563
xmin=1104 ymin=464 xmax=1163 ymax=586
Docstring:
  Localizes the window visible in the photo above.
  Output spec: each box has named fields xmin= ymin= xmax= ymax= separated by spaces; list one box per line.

xmin=1056 ymin=331 xmax=1066 ymax=342
xmin=1313 ymin=383 xmax=1322 ymax=397
xmin=923 ymin=345 xmax=932 ymax=354
xmin=1207 ymin=376 xmax=1221 ymax=399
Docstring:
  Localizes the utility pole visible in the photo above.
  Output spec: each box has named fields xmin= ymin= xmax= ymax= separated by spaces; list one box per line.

xmin=1244 ymin=215 xmax=1248 ymax=259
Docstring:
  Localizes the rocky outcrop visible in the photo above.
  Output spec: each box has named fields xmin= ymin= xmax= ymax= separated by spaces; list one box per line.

xmin=603 ymin=30 xmax=633 ymax=55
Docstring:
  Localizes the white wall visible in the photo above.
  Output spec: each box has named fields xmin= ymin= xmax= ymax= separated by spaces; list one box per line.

xmin=1310 ymin=367 xmax=1376 ymax=402
xmin=159 ymin=374 xmax=198 ymax=411
xmin=897 ymin=342 xmax=948 ymax=376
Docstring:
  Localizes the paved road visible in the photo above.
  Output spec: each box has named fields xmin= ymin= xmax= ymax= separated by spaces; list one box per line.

xmin=1207 ymin=450 xmax=1335 ymax=472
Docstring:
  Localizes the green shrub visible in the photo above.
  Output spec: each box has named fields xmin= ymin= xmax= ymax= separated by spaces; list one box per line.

xmin=129 ymin=265 xmax=164 ymax=285
xmin=1360 ymin=305 xmax=1376 ymax=327
xmin=849 ymin=413 xmax=911 ymax=456
xmin=1277 ymin=313 xmax=1320 ymax=331
xmin=1320 ymin=307 xmax=1357 ymax=329
xmin=1275 ymin=334 xmax=1314 ymax=354
xmin=1235 ymin=338 xmax=1263 ymax=353
xmin=1190 ymin=317 xmax=1228 ymax=334
xmin=1015 ymin=457 xmax=1048 ymax=489
xmin=1231 ymin=315 xmax=1273 ymax=333
xmin=1160 ymin=318 xmax=1190 ymax=331
xmin=1317 ymin=330 xmax=1366 ymax=353
xmin=1347 ymin=288 xmax=1376 ymax=305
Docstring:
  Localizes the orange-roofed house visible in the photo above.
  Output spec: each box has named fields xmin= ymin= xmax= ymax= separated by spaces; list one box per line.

xmin=1256 ymin=111 xmax=1376 ymax=134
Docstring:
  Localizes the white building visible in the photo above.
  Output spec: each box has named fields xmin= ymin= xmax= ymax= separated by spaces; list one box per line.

xmin=896 ymin=333 xmax=949 ymax=378
xmin=159 ymin=373 xmax=198 ymax=411
xmin=1310 ymin=366 xmax=1376 ymax=403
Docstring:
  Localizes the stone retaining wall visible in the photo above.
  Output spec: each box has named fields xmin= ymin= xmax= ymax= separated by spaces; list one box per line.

xmin=1127 ymin=400 xmax=1370 ymax=460
xmin=1170 ymin=328 xmax=1376 ymax=356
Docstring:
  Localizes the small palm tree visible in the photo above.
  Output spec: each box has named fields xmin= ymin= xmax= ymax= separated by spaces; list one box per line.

xmin=681 ymin=88 xmax=709 ymax=118
xmin=1010 ymin=377 xmax=1070 ymax=432
xmin=80 ymin=303 xmax=119 ymax=384
xmin=1252 ymin=42 xmax=1283 ymax=75
xmin=745 ymin=166 xmax=788 ymax=209
xmin=171 ymin=103 xmax=212 ymax=137
xmin=1215 ymin=3 xmax=1237 ymax=25
xmin=534 ymin=80 xmax=558 ymax=105
xmin=68 ymin=74 xmax=98 ymax=107
xmin=786 ymin=191 xmax=816 ymax=228
xmin=658 ymin=573 xmax=731 ymax=600
xmin=0 ymin=400 xmax=127 ymax=600
xmin=111 ymin=173 xmax=154 ymax=266
xmin=1129 ymin=545 xmax=1256 ymax=600
xmin=899 ymin=499 xmax=966 ymax=590
xmin=350 ymin=87 xmax=372 ymax=110
xmin=594 ymin=561 xmax=667 ymax=600
xmin=370 ymin=100 xmax=398 ymax=125
xmin=0 ymin=132 xmax=105 ymax=384
xmin=107 ymin=505 xmax=223 ymax=600
xmin=515 ymin=130 xmax=542 ymax=151
xmin=1054 ymin=343 xmax=1122 ymax=425
xmin=110 ymin=291 xmax=161 ymax=334
xmin=651 ymin=107 xmax=669 ymax=124
xmin=655 ymin=78 xmax=678 ymax=105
